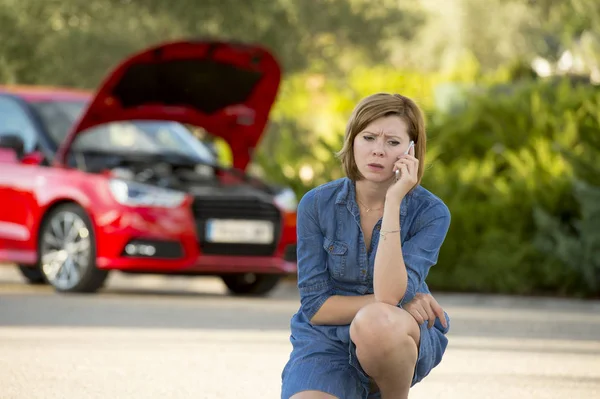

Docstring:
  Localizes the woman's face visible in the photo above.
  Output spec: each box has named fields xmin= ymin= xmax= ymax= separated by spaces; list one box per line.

xmin=353 ymin=115 xmax=412 ymax=183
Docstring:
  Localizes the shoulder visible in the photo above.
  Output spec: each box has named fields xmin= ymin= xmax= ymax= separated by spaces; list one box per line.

xmin=298 ymin=178 xmax=348 ymax=213
xmin=409 ymin=185 xmax=451 ymax=223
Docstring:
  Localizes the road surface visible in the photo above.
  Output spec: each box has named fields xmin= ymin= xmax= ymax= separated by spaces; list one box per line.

xmin=1 ymin=265 xmax=599 ymax=398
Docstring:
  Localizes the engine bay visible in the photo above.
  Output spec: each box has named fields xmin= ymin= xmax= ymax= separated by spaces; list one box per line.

xmin=71 ymin=150 xmax=275 ymax=195
xmin=109 ymin=162 xmax=217 ymax=191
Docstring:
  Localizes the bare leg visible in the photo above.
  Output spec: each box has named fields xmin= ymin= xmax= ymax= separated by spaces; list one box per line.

xmin=291 ymin=391 xmax=338 ymax=399
xmin=350 ymin=302 xmax=420 ymax=398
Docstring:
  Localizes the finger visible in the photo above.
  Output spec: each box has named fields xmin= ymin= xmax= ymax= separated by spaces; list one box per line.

xmin=431 ymin=300 xmax=447 ymax=329
xmin=399 ymin=155 xmax=417 ymax=165
xmin=424 ymin=303 xmax=436 ymax=329
xmin=408 ymin=309 xmax=424 ymax=325
xmin=393 ymin=157 xmax=403 ymax=172
xmin=401 ymin=155 xmax=419 ymax=175
xmin=398 ymin=163 xmax=410 ymax=181
xmin=397 ymin=159 xmax=416 ymax=177
xmin=414 ymin=306 xmax=429 ymax=326
xmin=406 ymin=304 xmax=426 ymax=325
xmin=393 ymin=160 xmax=406 ymax=180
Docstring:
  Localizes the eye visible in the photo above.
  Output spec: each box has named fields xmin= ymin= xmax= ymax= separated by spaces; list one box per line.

xmin=363 ymin=135 xmax=375 ymax=141
xmin=388 ymin=140 xmax=400 ymax=146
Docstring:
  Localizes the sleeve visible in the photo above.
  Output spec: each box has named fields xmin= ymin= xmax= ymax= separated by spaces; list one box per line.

xmin=295 ymin=188 xmax=334 ymax=321
xmin=399 ymin=202 xmax=451 ymax=306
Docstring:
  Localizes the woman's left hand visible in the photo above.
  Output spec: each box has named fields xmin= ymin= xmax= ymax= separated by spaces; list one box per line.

xmin=403 ymin=293 xmax=447 ymax=329
xmin=386 ymin=144 xmax=418 ymax=201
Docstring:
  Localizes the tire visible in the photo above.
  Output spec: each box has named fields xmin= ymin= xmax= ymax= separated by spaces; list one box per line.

xmin=221 ymin=273 xmax=282 ymax=296
xmin=38 ymin=203 xmax=108 ymax=293
xmin=16 ymin=264 xmax=46 ymax=285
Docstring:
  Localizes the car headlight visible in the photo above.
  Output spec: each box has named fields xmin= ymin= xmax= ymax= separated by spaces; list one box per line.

xmin=273 ymin=187 xmax=298 ymax=212
xmin=108 ymin=179 xmax=186 ymax=208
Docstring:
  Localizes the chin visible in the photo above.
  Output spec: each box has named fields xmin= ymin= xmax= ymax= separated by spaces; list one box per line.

xmin=360 ymin=171 xmax=390 ymax=183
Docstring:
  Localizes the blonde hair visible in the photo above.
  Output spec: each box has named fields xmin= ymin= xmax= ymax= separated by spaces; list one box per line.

xmin=336 ymin=93 xmax=427 ymax=185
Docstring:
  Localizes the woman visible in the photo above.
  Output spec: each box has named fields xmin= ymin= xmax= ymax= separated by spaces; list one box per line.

xmin=281 ymin=93 xmax=452 ymax=399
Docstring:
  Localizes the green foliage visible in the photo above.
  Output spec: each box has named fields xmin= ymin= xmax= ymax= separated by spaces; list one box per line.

xmin=533 ymin=181 xmax=600 ymax=294
xmin=507 ymin=0 xmax=600 ymax=59
xmin=0 ymin=0 xmax=423 ymax=88
xmin=533 ymin=104 xmax=600 ymax=294
xmin=422 ymin=77 xmax=600 ymax=297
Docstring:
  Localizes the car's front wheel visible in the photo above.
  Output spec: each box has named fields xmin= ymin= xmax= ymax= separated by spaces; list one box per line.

xmin=221 ymin=273 xmax=281 ymax=296
xmin=39 ymin=203 xmax=108 ymax=293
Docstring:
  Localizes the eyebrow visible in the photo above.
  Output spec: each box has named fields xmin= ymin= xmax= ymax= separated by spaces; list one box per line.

xmin=362 ymin=130 xmax=402 ymax=139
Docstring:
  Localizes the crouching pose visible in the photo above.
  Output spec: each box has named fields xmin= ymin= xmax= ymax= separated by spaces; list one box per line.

xmin=281 ymin=93 xmax=452 ymax=399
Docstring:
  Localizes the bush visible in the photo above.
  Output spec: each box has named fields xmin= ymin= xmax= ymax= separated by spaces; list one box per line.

xmin=533 ymin=108 xmax=600 ymax=296
xmin=423 ymin=77 xmax=600 ymax=297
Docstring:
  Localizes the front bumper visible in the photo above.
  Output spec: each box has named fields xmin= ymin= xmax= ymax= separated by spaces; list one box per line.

xmin=97 ymin=253 xmax=297 ymax=274
xmin=92 ymin=199 xmax=297 ymax=275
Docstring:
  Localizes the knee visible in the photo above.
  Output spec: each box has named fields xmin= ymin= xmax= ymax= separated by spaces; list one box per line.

xmin=350 ymin=302 xmax=418 ymax=354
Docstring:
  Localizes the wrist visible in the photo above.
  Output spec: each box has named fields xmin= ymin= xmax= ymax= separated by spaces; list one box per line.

xmin=385 ymin=194 xmax=403 ymax=207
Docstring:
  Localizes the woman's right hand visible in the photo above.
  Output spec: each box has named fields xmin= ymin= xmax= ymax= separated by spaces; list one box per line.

xmin=386 ymin=144 xmax=418 ymax=201
xmin=403 ymin=293 xmax=447 ymax=329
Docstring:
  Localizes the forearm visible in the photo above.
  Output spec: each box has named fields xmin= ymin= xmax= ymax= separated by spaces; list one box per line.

xmin=373 ymin=196 xmax=408 ymax=305
xmin=310 ymin=294 xmax=375 ymax=325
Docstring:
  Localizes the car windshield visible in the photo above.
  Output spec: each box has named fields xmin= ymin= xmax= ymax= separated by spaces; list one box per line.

xmin=30 ymin=100 xmax=217 ymax=164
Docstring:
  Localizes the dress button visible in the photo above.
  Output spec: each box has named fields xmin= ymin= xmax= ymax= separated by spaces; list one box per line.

xmin=375 ymin=225 xmax=381 ymax=230
xmin=361 ymin=270 xmax=366 ymax=275
xmin=328 ymin=246 xmax=334 ymax=251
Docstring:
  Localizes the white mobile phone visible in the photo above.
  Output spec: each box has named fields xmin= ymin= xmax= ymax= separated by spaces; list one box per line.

xmin=395 ymin=140 xmax=414 ymax=180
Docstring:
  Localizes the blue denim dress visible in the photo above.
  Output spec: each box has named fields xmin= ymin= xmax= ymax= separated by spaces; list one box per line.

xmin=281 ymin=178 xmax=452 ymax=399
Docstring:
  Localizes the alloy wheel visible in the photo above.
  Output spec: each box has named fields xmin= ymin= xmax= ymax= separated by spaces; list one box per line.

xmin=40 ymin=211 xmax=92 ymax=291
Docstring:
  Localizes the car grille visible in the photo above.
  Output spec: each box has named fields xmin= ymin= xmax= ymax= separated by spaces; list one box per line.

xmin=192 ymin=197 xmax=282 ymax=256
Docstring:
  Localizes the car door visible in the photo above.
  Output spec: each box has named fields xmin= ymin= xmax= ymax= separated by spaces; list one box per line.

xmin=0 ymin=95 xmax=43 ymax=264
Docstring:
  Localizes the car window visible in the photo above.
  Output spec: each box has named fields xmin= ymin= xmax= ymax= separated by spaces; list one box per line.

xmin=72 ymin=121 xmax=216 ymax=162
xmin=30 ymin=100 xmax=217 ymax=164
xmin=29 ymin=100 xmax=84 ymax=145
xmin=0 ymin=96 xmax=38 ymax=153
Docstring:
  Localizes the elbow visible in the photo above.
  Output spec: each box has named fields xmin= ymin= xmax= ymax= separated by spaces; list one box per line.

xmin=374 ymin=294 xmax=403 ymax=306
xmin=309 ymin=313 xmax=325 ymax=326
xmin=374 ymin=281 xmax=407 ymax=306
xmin=301 ymin=292 xmax=331 ymax=325
xmin=308 ymin=307 xmax=330 ymax=326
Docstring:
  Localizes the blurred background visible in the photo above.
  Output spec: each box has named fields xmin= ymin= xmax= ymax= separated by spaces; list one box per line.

xmin=1 ymin=1 xmax=600 ymax=397
xmin=4 ymin=0 xmax=597 ymax=298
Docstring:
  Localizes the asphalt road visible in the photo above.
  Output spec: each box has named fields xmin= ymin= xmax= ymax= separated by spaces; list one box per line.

xmin=1 ymin=265 xmax=599 ymax=399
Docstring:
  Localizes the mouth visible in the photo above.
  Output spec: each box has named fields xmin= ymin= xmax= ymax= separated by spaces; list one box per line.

xmin=367 ymin=163 xmax=385 ymax=170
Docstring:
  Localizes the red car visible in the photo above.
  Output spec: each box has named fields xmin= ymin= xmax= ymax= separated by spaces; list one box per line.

xmin=0 ymin=40 xmax=298 ymax=295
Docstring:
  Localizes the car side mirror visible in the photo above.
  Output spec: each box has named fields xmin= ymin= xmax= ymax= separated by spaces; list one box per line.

xmin=0 ymin=134 xmax=25 ymax=159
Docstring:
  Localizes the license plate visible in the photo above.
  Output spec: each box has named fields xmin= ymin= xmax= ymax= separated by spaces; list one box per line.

xmin=205 ymin=219 xmax=274 ymax=244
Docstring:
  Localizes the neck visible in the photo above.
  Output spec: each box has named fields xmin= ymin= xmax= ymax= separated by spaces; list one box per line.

xmin=355 ymin=178 xmax=392 ymax=209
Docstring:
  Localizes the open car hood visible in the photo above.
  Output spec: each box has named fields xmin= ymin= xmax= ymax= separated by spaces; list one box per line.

xmin=55 ymin=40 xmax=281 ymax=170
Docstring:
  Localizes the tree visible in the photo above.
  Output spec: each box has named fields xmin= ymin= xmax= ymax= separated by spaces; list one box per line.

xmin=0 ymin=0 xmax=424 ymax=88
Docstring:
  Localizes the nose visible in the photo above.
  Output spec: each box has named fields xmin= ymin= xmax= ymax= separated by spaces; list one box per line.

xmin=372 ymin=148 xmax=384 ymax=157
